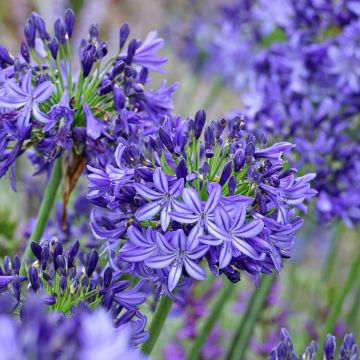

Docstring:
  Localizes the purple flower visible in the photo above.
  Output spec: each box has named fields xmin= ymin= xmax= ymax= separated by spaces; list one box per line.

xmin=131 ymin=31 xmax=167 ymax=73
xmin=120 ymin=226 xmax=160 ymax=262
xmin=200 ymin=205 xmax=264 ymax=268
xmin=170 ymin=184 xmax=222 ymax=238
xmin=135 ymin=168 xmax=184 ymax=231
xmin=0 ymin=70 xmax=54 ymax=136
xmin=83 ymin=103 xmax=109 ymax=140
xmin=145 ymin=230 xmax=208 ymax=291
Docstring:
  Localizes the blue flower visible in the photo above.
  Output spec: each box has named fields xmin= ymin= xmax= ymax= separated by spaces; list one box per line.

xmin=170 ymin=183 xmax=222 ymax=238
xmin=199 ymin=205 xmax=264 ymax=268
xmin=145 ymin=229 xmax=208 ymax=291
xmin=135 ymin=168 xmax=184 ymax=231
xmin=0 ymin=70 xmax=54 ymax=136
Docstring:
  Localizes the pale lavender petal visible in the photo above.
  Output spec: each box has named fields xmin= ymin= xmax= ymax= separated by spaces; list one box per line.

xmin=214 ymin=206 xmax=231 ymax=231
xmin=184 ymin=258 xmax=207 ymax=281
xmin=207 ymin=221 xmax=232 ymax=241
xmin=231 ymin=205 xmax=246 ymax=231
xmin=160 ymin=202 xmax=171 ymax=231
xmin=153 ymin=167 xmax=168 ymax=193
xmin=135 ymin=201 xmax=161 ymax=221
xmin=170 ymin=178 xmax=184 ymax=197
xmin=219 ymin=242 xmax=232 ymax=269
xmin=169 ymin=211 xmax=198 ymax=224
xmin=198 ymin=235 xmax=223 ymax=246
xmin=168 ymin=262 xmax=183 ymax=291
xmin=33 ymin=81 xmax=55 ymax=102
xmin=120 ymin=246 xmax=154 ymax=262
xmin=145 ymin=254 xmax=176 ymax=269
xmin=5 ymin=79 xmax=27 ymax=98
xmin=0 ymin=96 xmax=27 ymax=108
xmin=187 ymin=245 xmax=209 ymax=260
xmin=172 ymin=229 xmax=187 ymax=250
xmin=133 ymin=183 xmax=163 ymax=200
xmin=127 ymin=226 xmax=146 ymax=247
xmin=232 ymin=236 xmax=260 ymax=259
xmin=32 ymin=103 xmax=52 ymax=123
xmin=21 ymin=70 xmax=32 ymax=94
xmin=204 ymin=184 xmax=221 ymax=213
xmin=233 ymin=219 xmax=264 ymax=238
xmin=182 ymin=188 xmax=202 ymax=213
xmin=156 ymin=232 xmax=177 ymax=253
xmin=172 ymin=199 xmax=191 ymax=212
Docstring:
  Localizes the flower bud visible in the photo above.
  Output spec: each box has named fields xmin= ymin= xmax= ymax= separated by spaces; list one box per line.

xmin=29 ymin=266 xmax=40 ymax=291
xmin=54 ymin=18 xmax=66 ymax=44
xmin=48 ymin=38 xmax=59 ymax=60
xmin=159 ymin=127 xmax=174 ymax=153
xmin=64 ymin=8 xmax=75 ymax=38
xmin=113 ymin=86 xmax=126 ymax=112
xmin=86 ymin=249 xmax=99 ymax=277
xmin=119 ymin=23 xmax=130 ymax=50
xmin=20 ymin=42 xmax=30 ymax=63
xmin=0 ymin=45 xmax=14 ymax=65
xmin=194 ymin=109 xmax=206 ymax=139
xmin=219 ymin=161 xmax=232 ymax=186
xmin=24 ymin=19 xmax=36 ymax=48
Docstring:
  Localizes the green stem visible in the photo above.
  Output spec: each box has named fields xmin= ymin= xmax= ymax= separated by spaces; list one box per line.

xmin=141 ymin=294 xmax=174 ymax=355
xmin=226 ymin=273 xmax=276 ymax=360
xmin=20 ymin=158 xmax=62 ymax=275
xmin=188 ymin=281 xmax=235 ymax=360
xmin=321 ymin=222 xmax=344 ymax=281
xmin=201 ymin=76 xmax=224 ymax=112
xmin=319 ymin=249 xmax=360 ymax=351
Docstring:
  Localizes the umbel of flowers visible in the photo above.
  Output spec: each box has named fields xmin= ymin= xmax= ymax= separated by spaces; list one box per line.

xmin=0 ymin=9 xmax=176 ymax=189
xmin=88 ymin=110 xmax=316 ymax=292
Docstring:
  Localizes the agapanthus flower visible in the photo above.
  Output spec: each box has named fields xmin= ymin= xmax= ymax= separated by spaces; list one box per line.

xmin=269 ymin=328 xmax=358 ymax=360
xmin=0 ymin=295 xmax=147 ymax=360
xmin=0 ymin=237 xmax=148 ymax=342
xmin=88 ymin=110 xmax=315 ymax=291
xmin=0 ymin=8 xmax=176 ymax=189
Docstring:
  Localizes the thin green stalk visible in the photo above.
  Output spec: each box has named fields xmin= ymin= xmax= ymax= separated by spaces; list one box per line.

xmin=141 ymin=294 xmax=174 ymax=355
xmin=226 ymin=273 xmax=276 ymax=360
xmin=188 ymin=281 xmax=235 ymax=360
xmin=321 ymin=222 xmax=345 ymax=281
xmin=20 ymin=158 xmax=62 ymax=275
xmin=201 ymin=76 xmax=224 ymax=112
xmin=319 ymin=249 xmax=360 ymax=351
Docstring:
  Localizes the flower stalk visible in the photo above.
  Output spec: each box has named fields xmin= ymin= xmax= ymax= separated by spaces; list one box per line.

xmin=141 ymin=294 xmax=174 ymax=355
xmin=20 ymin=157 xmax=62 ymax=275
xmin=226 ymin=273 xmax=276 ymax=360
xmin=188 ymin=280 xmax=235 ymax=360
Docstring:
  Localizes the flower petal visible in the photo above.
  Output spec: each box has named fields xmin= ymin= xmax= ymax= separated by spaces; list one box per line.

xmin=145 ymin=254 xmax=176 ymax=269
xmin=127 ymin=225 xmax=146 ymax=247
xmin=21 ymin=70 xmax=33 ymax=94
xmin=219 ymin=242 xmax=232 ymax=269
xmin=160 ymin=203 xmax=171 ymax=231
xmin=184 ymin=258 xmax=207 ymax=281
xmin=133 ymin=183 xmax=163 ymax=200
xmin=169 ymin=211 xmax=198 ymax=224
xmin=168 ymin=262 xmax=183 ymax=291
xmin=233 ymin=219 xmax=264 ymax=238
xmin=156 ymin=232 xmax=177 ymax=253
xmin=187 ymin=245 xmax=209 ymax=260
xmin=182 ymin=187 xmax=202 ymax=213
xmin=214 ymin=206 xmax=231 ymax=230
xmin=135 ymin=201 xmax=161 ymax=221
xmin=5 ymin=79 xmax=27 ymax=98
xmin=232 ymin=236 xmax=260 ymax=259
xmin=153 ymin=167 xmax=168 ymax=193
xmin=204 ymin=184 xmax=221 ymax=213
xmin=33 ymin=81 xmax=55 ymax=102
xmin=170 ymin=178 xmax=184 ymax=197
xmin=32 ymin=103 xmax=52 ymax=123
xmin=207 ymin=221 xmax=232 ymax=241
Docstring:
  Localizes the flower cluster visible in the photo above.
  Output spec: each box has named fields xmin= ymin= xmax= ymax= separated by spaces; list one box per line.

xmin=0 ymin=237 xmax=148 ymax=345
xmin=0 ymin=295 xmax=147 ymax=360
xmin=0 ymin=9 xmax=176 ymax=189
xmin=169 ymin=0 xmax=360 ymax=225
xmin=88 ymin=110 xmax=315 ymax=291
xmin=269 ymin=328 xmax=358 ymax=360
